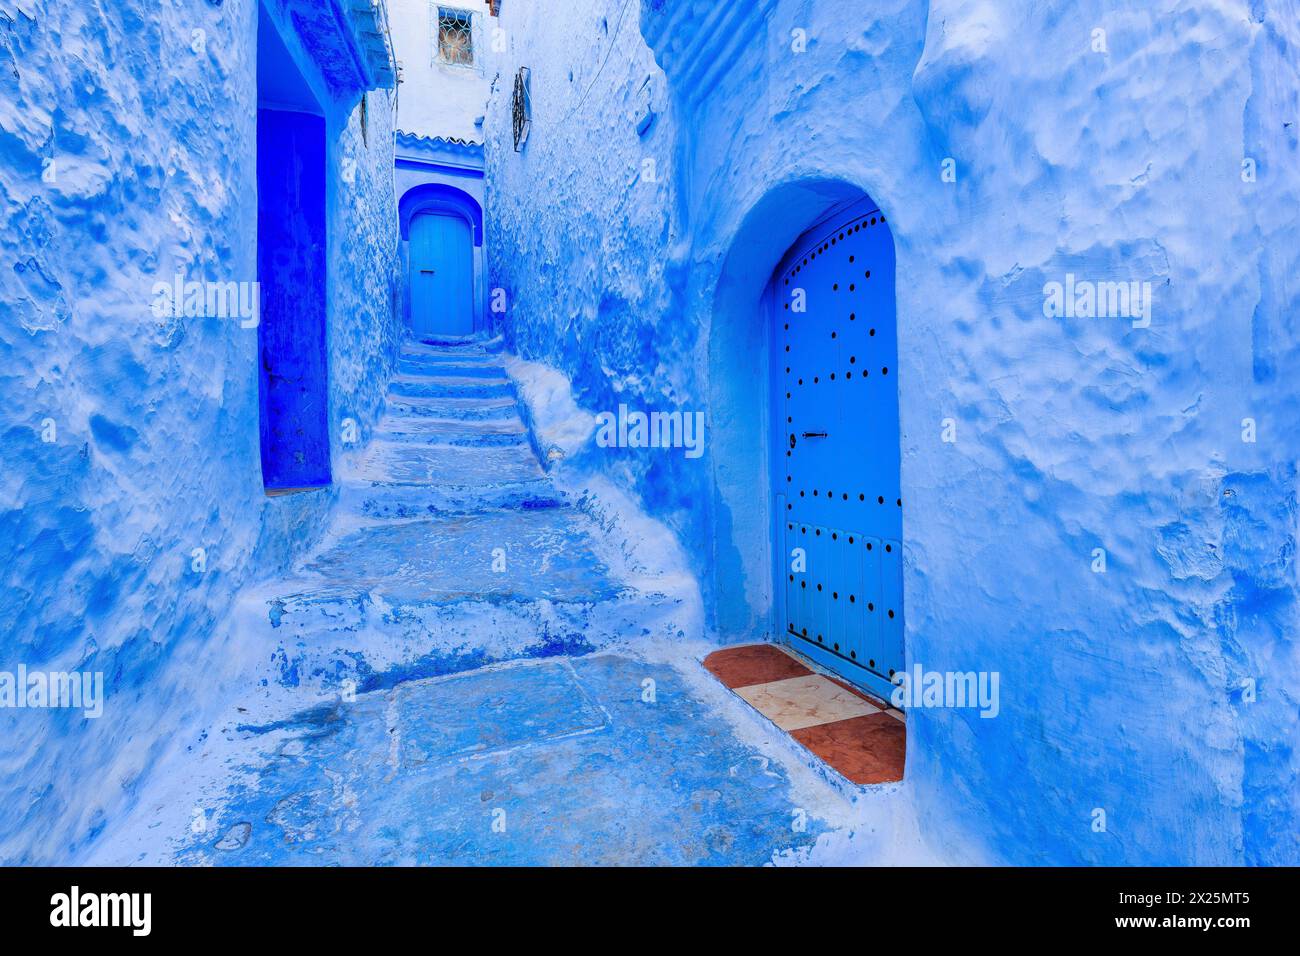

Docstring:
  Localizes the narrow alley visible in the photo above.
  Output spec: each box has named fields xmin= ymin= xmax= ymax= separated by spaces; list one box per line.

xmin=3 ymin=0 xmax=1297 ymax=893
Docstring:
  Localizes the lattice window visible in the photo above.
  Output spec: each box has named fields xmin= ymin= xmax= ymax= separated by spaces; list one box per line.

xmin=437 ymin=7 xmax=474 ymax=66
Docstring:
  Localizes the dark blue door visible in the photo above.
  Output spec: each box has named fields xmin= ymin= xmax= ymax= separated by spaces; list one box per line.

xmin=410 ymin=212 xmax=473 ymax=338
xmin=256 ymin=107 xmax=330 ymax=490
xmin=775 ymin=203 xmax=903 ymax=701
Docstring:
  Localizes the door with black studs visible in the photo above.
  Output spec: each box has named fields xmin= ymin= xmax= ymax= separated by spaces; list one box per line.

xmin=774 ymin=203 xmax=903 ymax=702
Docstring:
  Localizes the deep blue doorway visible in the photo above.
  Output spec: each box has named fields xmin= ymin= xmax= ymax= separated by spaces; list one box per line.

xmin=256 ymin=3 xmax=330 ymax=490
xmin=773 ymin=200 xmax=903 ymax=701
xmin=409 ymin=212 xmax=474 ymax=339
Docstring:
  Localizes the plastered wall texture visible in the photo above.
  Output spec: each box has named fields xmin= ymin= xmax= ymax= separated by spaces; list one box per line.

xmin=484 ymin=0 xmax=1299 ymax=864
xmin=0 ymin=0 xmax=400 ymax=862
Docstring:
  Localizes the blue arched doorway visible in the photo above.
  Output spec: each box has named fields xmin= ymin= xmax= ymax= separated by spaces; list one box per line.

xmin=708 ymin=178 xmax=905 ymax=703
xmin=399 ymin=182 xmax=483 ymax=339
xmin=772 ymin=196 xmax=902 ymax=701
xmin=409 ymin=212 xmax=473 ymax=337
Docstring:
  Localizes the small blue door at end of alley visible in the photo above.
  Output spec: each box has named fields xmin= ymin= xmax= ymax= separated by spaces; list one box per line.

xmin=410 ymin=211 xmax=474 ymax=339
xmin=775 ymin=202 xmax=904 ymax=703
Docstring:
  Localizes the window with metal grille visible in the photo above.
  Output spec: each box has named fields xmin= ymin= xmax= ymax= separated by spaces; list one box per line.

xmin=437 ymin=8 xmax=474 ymax=66
xmin=511 ymin=66 xmax=531 ymax=152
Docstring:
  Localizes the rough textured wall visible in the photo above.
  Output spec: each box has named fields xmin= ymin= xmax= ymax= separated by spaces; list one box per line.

xmin=0 ymin=0 xmax=399 ymax=862
xmin=484 ymin=0 xmax=695 ymax=545
xmin=485 ymin=0 xmax=1299 ymax=864
xmin=328 ymin=84 xmax=403 ymax=461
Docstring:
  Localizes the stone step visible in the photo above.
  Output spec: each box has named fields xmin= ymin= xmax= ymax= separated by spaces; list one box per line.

xmin=385 ymin=394 xmax=519 ymax=421
xmin=406 ymin=334 xmax=504 ymax=353
xmin=238 ymin=510 xmax=691 ymax=692
xmin=339 ymin=476 xmax=568 ymax=519
xmin=389 ymin=374 xmax=514 ymax=400
xmin=396 ymin=356 xmax=505 ymax=378
xmin=308 ymin=511 xmax=619 ymax=600
xmin=352 ymin=440 xmax=543 ymax=486
xmin=374 ymin=417 xmax=529 ymax=447
xmin=378 ymin=413 xmax=525 ymax=435
xmin=243 ymin=577 xmax=684 ymax=694
xmin=340 ymin=440 xmax=561 ymax=517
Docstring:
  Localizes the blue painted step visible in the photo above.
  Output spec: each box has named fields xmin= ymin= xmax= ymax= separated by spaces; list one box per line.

xmin=341 ymin=437 xmax=562 ymax=516
xmin=413 ymin=333 xmax=504 ymax=352
xmin=384 ymin=394 xmax=519 ymax=421
xmin=353 ymin=441 xmax=542 ymax=485
xmin=397 ymin=356 xmax=505 ymax=378
xmin=174 ymin=653 xmax=825 ymax=866
xmin=375 ymin=416 xmax=528 ymax=447
xmin=389 ymin=374 xmax=515 ymax=400
xmin=267 ymin=338 xmax=693 ymax=689
xmin=249 ymin=509 xmax=654 ymax=688
xmin=339 ymin=478 xmax=567 ymax=518
xmin=306 ymin=510 xmax=622 ymax=603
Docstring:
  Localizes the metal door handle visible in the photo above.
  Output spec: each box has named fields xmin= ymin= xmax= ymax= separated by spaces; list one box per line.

xmin=802 ymin=431 xmax=828 ymax=438
xmin=420 ymin=269 xmax=435 ymax=274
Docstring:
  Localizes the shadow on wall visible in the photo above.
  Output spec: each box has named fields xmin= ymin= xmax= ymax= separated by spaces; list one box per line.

xmin=708 ymin=177 xmax=890 ymax=639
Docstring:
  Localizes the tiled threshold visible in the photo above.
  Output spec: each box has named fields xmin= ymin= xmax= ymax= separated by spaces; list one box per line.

xmin=703 ymin=643 xmax=906 ymax=786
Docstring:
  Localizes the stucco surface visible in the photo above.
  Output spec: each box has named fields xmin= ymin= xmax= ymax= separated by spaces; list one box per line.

xmin=0 ymin=0 xmax=400 ymax=862
xmin=483 ymin=0 xmax=1300 ymax=864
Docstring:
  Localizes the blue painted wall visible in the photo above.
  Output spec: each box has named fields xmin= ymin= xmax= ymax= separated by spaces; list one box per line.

xmin=483 ymin=0 xmax=1300 ymax=865
xmin=0 ymin=0 xmax=400 ymax=862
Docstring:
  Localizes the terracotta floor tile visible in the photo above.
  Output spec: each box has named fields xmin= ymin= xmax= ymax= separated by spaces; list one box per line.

xmin=703 ymin=643 xmax=812 ymax=689
xmin=790 ymin=712 xmax=906 ymax=785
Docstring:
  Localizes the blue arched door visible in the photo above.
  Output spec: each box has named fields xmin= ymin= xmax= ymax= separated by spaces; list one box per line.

xmin=774 ymin=201 xmax=903 ymax=701
xmin=410 ymin=212 xmax=473 ymax=338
